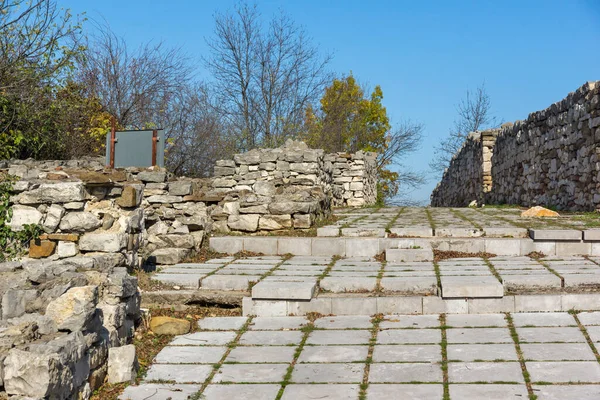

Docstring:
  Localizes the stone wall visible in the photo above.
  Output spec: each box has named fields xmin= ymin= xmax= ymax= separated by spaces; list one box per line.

xmin=327 ymin=150 xmax=378 ymax=207
xmin=431 ymin=81 xmax=600 ymax=211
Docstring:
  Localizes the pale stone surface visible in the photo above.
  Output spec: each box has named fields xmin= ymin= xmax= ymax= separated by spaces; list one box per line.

xmin=512 ymin=312 xmax=576 ymax=327
xmin=119 ymin=384 xmax=201 ymax=400
xmin=448 ymin=362 xmax=524 ymax=383
xmin=249 ymin=316 xmax=308 ymax=331
xmin=170 ymin=331 xmax=236 ymax=346
xmin=369 ymin=363 xmax=442 ymax=383
xmin=527 ymin=361 xmax=600 ymax=383
xmin=447 ymin=344 xmax=518 ymax=361
xmin=45 ymin=285 xmax=98 ymax=331
xmin=145 ymin=364 xmax=211 ymax=383
xmin=154 ymin=346 xmax=226 ymax=364
xmin=441 ymin=276 xmax=504 ymax=298
xmin=446 ymin=328 xmax=512 ymax=344
xmin=108 ymin=345 xmax=138 ymax=384
xmin=298 ymin=345 xmax=369 ymax=363
xmin=314 ymin=315 xmax=372 ymax=330
xmin=226 ymin=346 xmax=296 ymax=363
xmin=291 ymin=363 xmax=364 ymax=383
xmin=203 ymin=384 xmax=281 ymax=400
xmin=213 ymin=364 xmax=288 ymax=383
xmin=373 ymin=345 xmax=440 ymax=362
xmin=516 ymin=327 xmax=586 ymax=343
xmin=450 ymin=384 xmax=528 ymax=399
xmin=531 ymin=385 xmax=600 ymax=400
xmin=521 ymin=343 xmax=596 ymax=361
xmin=252 ymin=280 xmax=315 ymax=300
xmin=379 ymin=315 xmax=440 ymax=329
xmin=307 ymin=330 xmax=371 ymax=345
xmin=238 ymin=330 xmax=302 ymax=345
xmin=446 ymin=313 xmax=507 ymax=327
xmin=377 ymin=329 xmax=441 ymax=344
xmin=282 ymin=384 xmax=360 ymax=400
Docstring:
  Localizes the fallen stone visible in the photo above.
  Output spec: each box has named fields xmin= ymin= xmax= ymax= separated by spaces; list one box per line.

xmin=149 ymin=248 xmax=190 ymax=265
xmin=521 ymin=206 xmax=560 ymax=218
xmin=108 ymin=344 xmax=138 ymax=384
xmin=150 ymin=316 xmax=191 ymax=335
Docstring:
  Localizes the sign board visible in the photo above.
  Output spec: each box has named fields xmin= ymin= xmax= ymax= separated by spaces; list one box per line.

xmin=105 ymin=129 xmax=165 ymax=168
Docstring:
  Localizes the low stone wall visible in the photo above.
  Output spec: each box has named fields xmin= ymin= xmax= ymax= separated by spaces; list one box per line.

xmin=0 ymin=254 xmax=140 ymax=398
xmin=431 ymin=81 xmax=600 ymax=210
xmin=327 ymin=151 xmax=378 ymax=207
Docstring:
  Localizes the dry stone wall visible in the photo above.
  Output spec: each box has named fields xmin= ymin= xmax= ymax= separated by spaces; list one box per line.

xmin=431 ymin=81 xmax=600 ymax=211
xmin=327 ymin=151 xmax=378 ymax=207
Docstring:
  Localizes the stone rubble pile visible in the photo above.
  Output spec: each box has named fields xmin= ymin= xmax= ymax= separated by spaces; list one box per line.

xmin=431 ymin=81 xmax=600 ymax=211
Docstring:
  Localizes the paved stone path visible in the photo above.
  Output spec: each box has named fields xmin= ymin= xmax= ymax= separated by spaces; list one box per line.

xmin=120 ymin=312 xmax=600 ymax=399
xmin=319 ymin=206 xmax=597 ymax=238
xmin=153 ymin=255 xmax=600 ymax=295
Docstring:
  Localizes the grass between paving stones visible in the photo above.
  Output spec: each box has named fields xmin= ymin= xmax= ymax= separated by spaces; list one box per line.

xmin=472 ymin=208 xmax=529 ymax=229
xmin=449 ymin=208 xmax=483 ymax=230
xmin=505 ymin=313 xmax=537 ymax=400
xmin=374 ymin=259 xmax=387 ymax=293
xmin=274 ymin=317 xmax=317 ymax=400
xmin=533 ymin=258 xmax=564 ymax=285
xmin=425 ymin=208 xmax=436 ymax=231
xmin=251 ymin=253 xmax=293 ymax=290
xmin=439 ymin=314 xmax=450 ymax=400
xmin=433 ymin=260 xmax=442 ymax=289
xmin=189 ymin=316 xmax=254 ymax=400
xmin=571 ymin=311 xmax=600 ymax=363
xmin=358 ymin=314 xmax=383 ymax=400
xmin=316 ymin=255 xmax=342 ymax=289
xmin=384 ymin=207 xmax=405 ymax=233
xmin=483 ymin=258 xmax=503 ymax=283
xmin=92 ymin=306 xmax=242 ymax=400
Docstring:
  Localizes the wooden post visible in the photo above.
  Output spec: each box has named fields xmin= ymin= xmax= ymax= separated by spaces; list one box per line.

xmin=109 ymin=117 xmax=116 ymax=169
xmin=152 ymin=130 xmax=158 ymax=166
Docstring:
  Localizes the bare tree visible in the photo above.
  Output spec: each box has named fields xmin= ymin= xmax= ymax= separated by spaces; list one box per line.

xmin=430 ymin=82 xmax=499 ymax=174
xmin=77 ymin=24 xmax=192 ymax=129
xmin=205 ymin=2 xmax=331 ymax=151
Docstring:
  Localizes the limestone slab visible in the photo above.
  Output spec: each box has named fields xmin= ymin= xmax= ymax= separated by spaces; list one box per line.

xmin=201 ymin=275 xmax=261 ymax=291
xmin=379 ymin=315 xmax=440 ymax=329
xmin=531 ymin=384 xmax=600 ymax=400
xmin=369 ymin=363 xmax=442 ymax=383
xmin=239 ymin=330 xmax=302 ymax=345
xmin=198 ymin=317 xmax=248 ymax=331
xmin=388 ymin=227 xmax=434 ymax=237
xmin=202 ymin=384 xmax=280 ymax=400
xmin=446 ymin=313 xmax=507 ymax=327
xmin=372 ymin=345 xmax=441 ymax=362
xmin=145 ymin=364 xmax=212 ymax=383
xmin=225 ymin=346 xmax=296 ymax=363
xmin=530 ymin=229 xmax=582 ymax=241
xmin=512 ymin=312 xmax=576 ymax=327
xmin=154 ymin=346 xmax=227 ymax=364
xmin=170 ymin=331 xmax=237 ymax=346
xmin=441 ymin=276 xmax=504 ymax=298
xmin=450 ymin=384 xmax=528 ymax=399
xmin=447 ymin=344 xmax=518 ymax=361
xmin=291 ymin=363 xmax=364 ymax=383
xmin=118 ymin=384 xmax=201 ymax=400
xmin=380 ymin=277 xmax=437 ymax=295
xmin=213 ymin=363 xmax=289 ymax=383
xmin=377 ymin=329 xmax=440 ymax=344
xmin=251 ymin=280 xmax=315 ymax=300
xmin=249 ymin=316 xmax=308 ymax=331
xmin=527 ymin=361 xmax=600 ymax=383
xmin=307 ymin=330 xmax=371 ymax=345
xmin=446 ymin=328 xmax=512 ymax=344
xmin=521 ymin=343 xmax=596 ymax=361
xmin=319 ymin=277 xmax=376 ymax=293
xmin=314 ymin=315 xmax=373 ymax=330
xmin=367 ymin=384 xmax=444 ymax=399
xmin=448 ymin=362 xmax=523 ymax=383
xmin=282 ymin=384 xmax=360 ymax=400
xmin=516 ymin=327 xmax=586 ymax=343
xmin=298 ymin=345 xmax=369 ymax=363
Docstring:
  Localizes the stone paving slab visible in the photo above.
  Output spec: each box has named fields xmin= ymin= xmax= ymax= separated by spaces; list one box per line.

xmin=440 ymin=276 xmax=504 ymax=298
xmin=121 ymin=311 xmax=600 ymax=400
xmin=251 ymin=280 xmax=316 ymax=300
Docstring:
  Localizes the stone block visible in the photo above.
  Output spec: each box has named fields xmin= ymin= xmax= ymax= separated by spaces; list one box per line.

xmin=29 ymin=239 xmax=56 ymax=258
xmin=530 ymin=229 xmax=582 ymax=241
xmin=502 ymin=274 xmax=562 ymax=292
xmin=312 ymin=238 xmax=345 ymax=256
xmin=430 ymin=238 xmax=485 ymax=253
xmin=79 ymin=232 xmax=127 ymax=252
xmin=168 ymin=181 xmax=192 ymax=196
xmin=484 ymin=239 xmax=521 ymax=256
xmin=277 ymin=237 xmax=311 ymax=255
xmin=17 ymin=182 xmax=85 ymax=204
xmin=108 ymin=345 xmax=138 ymax=384
xmin=562 ymin=293 xmax=600 ymax=311
xmin=435 ymin=228 xmax=483 ymax=238
xmin=320 ymin=277 xmax=376 ymax=293
xmin=483 ymin=227 xmax=528 ymax=238
xmin=422 ymin=297 xmax=468 ymax=314
xmin=331 ymin=297 xmax=376 ymax=315
xmin=441 ymin=276 xmax=504 ymax=298
xmin=386 ymin=248 xmax=433 ymax=262
xmin=317 ymin=226 xmax=340 ymax=237
xmin=380 ymin=277 xmax=438 ymax=295
xmin=345 ymin=238 xmax=379 ymax=257
xmin=467 ymin=297 xmax=515 ymax=313
xmin=119 ymin=384 xmax=201 ymax=400
xmin=287 ymin=298 xmax=332 ymax=316
xmin=228 ymin=214 xmax=259 ymax=232
xmin=555 ymin=241 xmax=591 ymax=256
xmin=242 ymin=297 xmax=287 ymax=317
xmin=514 ymin=295 xmax=562 ymax=312
xmin=252 ymin=281 xmax=315 ymax=300
xmin=388 ymin=227 xmax=434 ymax=237
xmin=584 ymin=229 xmax=600 ymax=241
xmin=210 ymin=237 xmax=243 ymax=254
xmin=243 ymin=237 xmax=278 ymax=254
xmin=202 ymin=275 xmax=261 ymax=291
xmin=9 ymin=205 xmax=43 ymax=231
xmin=520 ymin=239 xmax=556 ymax=256
xmin=448 ymin=362 xmax=523 ymax=383
xmin=148 ymin=248 xmax=190 ymax=265
xmin=376 ymin=296 xmax=423 ymax=314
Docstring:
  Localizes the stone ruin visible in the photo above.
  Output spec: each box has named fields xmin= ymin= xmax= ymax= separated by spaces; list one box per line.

xmin=0 ymin=141 xmax=378 ymax=399
xmin=431 ymin=81 xmax=600 ymax=210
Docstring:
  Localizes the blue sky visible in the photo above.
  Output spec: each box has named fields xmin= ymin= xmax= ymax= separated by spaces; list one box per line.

xmin=61 ymin=0 xmax=600 ymax=204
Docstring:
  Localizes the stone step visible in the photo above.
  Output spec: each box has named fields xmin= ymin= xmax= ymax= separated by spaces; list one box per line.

xmin=386 ymin=248 xmax=433 ymax=262
xmin=529 ymin=229 xmax=582 ymax=241
xmin=251 ymin=280 xmax=316 ymax=300
xmin=440 ymin=276 xmax=504 ymax=299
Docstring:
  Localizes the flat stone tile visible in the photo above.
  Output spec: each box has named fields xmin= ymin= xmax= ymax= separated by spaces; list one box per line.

xmin=531 ymin=384 xmax=600 ymax=400
xmin=153 ymin=273 xmax=203 ymax=288
xmin=239 ymin=331 xmax=303 ymax=346
xmin=145 ymin=364 xmax=213 ymax=383
xmin=449 ymin=384 xmax=528 ymax=399
xmin=516 ymin=327 xmax=586 ymax=343
xmin=202 ymin=384 xmax=281 ymax=400
xmin=319 ymin=277 xmax=377 ymax=292
xmin=118 ymin=384 xmax=201 ymax=400
xmin=377 ymin=329 xmax=441 ymax=344
xmin=521 ymin=343 xmax=597 ymax=361
xmin=213 ymin=363 xmax=289 ymax=383
xmin=441 ymin=276 xmax=504 ymax=298
xmin=379 ymin=315 xmax=440 ymax=329
xmin=372 ymin=345 xmax=441 ymax=362
xmin=369 ymin=363 xmax=442 ymax=383
xmin=225 ymin=346 xmax=296 ymax=363
xmin=154 ymin=346 xmax=227 ymax=364
xmin=448 ymin=362 xmax=524 ymax=383
xmin=367 ymin=384 xmax=443 ymax=399
xmin=291 ymin=363 xmax=364 ymax=383
xmin=201 ymin=274 xmax=262 ymax=291
xmin=251 ymin=280 xmax=316 ymax=300
xmin=314 ymin=315 xmax=373 ymax=330
xmin=298 ymin=345 xmax=369 ymax=363
xmin=527 ymin=361 xmax=600 ymax=383
xmin=446 ymin=328 xmax=513 ymax=344
xmin=587 ymin=326 xmax=600 ymax=342
xmin=446 ymin=314 xmax=507 ymax=328
xmin=579 ymin=311 xmax=600 ymax=326
xmin=171 ymin=331 xmax=237 ymax=346
xmin=249 ymin=316 xmax=308 ymax=331
xmin=281 ymin=384 xmax=360 ymax=400
xmin=307 ymin=330 xmax=371 ymax=345
xmin=512 ymin=312 xmax=577 ymax=327
xmin=198 ymin=317 xmax=248 ymax=331
xmin=379 ymin=277 xmax=438 ymax=294
xmin=447 ymin=344 xmax=518 ymax=362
